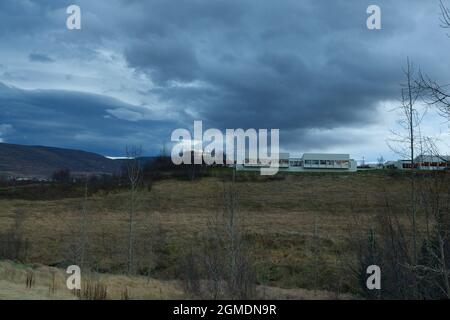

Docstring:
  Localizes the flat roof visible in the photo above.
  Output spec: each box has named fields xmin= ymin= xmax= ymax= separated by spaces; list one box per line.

xmin=302 ymin=153 xmax=350 ymax=161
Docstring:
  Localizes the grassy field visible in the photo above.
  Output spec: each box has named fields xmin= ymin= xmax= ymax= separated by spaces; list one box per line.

xmin=0 ymin=260 xmax=356 ymax=300
xmin=0 ymin=170 xmax=426 ymax=298
xmin=0 ymin=260 xmax=184 ymax=300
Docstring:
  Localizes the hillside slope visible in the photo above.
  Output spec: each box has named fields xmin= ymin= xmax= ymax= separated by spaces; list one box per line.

xmin=0 ymin=142 xmax=122 ymax=178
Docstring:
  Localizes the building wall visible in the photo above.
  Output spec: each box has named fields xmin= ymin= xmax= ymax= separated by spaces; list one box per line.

xmin=393 ymin=156 xmax=450 ymax=170
xmin=236 ymin=153 xmax=357 ymax=173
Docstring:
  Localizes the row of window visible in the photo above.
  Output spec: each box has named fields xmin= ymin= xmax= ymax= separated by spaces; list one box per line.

xmin=244 ymin=159 xmax=350 ymax=167
xmin=290 ymin=160 xmax=350 ymax=167
xmin=402 ymin=162 xmax=449 ymax=169
xmin=244 ymin=159 xmax=289 ymax=165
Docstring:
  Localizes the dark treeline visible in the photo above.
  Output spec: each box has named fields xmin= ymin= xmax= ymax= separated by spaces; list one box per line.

xmin=0 ymin=154 xmax=227 ymax=200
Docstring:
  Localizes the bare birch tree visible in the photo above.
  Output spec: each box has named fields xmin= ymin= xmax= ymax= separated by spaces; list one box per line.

xmin=125 ymin=145 xmax=142 ymax=274
xmin=77 ymin=176 xmax=89 ymax=268
xmin=440 ymin=0 xmax=450 ymax=33
xmin=182 ymin=182 xmax=256 ymax=299
xmin=204 ymin=182 xmax=255 ymax=299
xmin=416 ymin=1 xmax=450 ymax=120
xmin=388 ymin=58 xmax=424 ymax=266
xmin=412 ymin=140 xmax=450 ymax=299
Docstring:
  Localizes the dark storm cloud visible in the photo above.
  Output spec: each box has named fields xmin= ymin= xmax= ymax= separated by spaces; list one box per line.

xmin=119 ymin=0 xmax=433 ymax=134
xmin=1 ymin=0 xmax=449 ymax=155
xmin=0 ymin=0 xmax=64 ymax=38
xmin=125 ymin=38 xmax=199 ymax=84
xmin=29 ymin=53 xmax=54 ymax=63
xmin=0 ymin=82 xmax=179 ymax=155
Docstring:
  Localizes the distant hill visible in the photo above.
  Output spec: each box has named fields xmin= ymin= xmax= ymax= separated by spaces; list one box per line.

xmin=0 ymin=143 xmax=124 ymax=178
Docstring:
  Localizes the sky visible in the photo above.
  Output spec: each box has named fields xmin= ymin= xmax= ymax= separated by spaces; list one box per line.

xmin=0 ymin=0 xmax=450 ymax=161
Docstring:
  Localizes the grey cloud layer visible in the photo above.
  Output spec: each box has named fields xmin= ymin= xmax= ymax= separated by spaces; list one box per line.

xmin=0 ymin=0 xmax=449 ymax=156
xmin=0 ymin=83 xmax=179 ymax=155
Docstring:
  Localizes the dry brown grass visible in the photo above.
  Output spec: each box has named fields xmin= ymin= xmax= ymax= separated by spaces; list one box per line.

xmin=0 ymin=260 xmax=184 ymax=300
xmin=0 ymin=260 xmax=350 ymax=300
xmin=0 ymin=171 xmax=423 ymax=296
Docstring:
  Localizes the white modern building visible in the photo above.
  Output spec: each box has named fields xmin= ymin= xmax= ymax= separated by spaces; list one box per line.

xmin=236 ymin=153 xmax=357 ymax=173
xmin=390 ymin=155 xmax=450 ymax=170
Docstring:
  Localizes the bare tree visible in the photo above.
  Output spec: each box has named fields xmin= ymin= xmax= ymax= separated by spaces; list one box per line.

xmin=440 ymin=0 xmax=450 ymax=32
xmin=220 ymin=183 xmax=252 ymax=298
xmin=403 ymin=2 xmax=450 ymax=298
xmin=125 ymin=145 xmax=142 ymax=274
xmin=412 ymin=140 xmax=450 ymax=299
xmin=0 ymin=209 xmax=28 ymax=261
xmin=312 ymin=210 xmax=320 ymax=294
xmin=348 ymin=192 xmax=422 ymax=299
xmin=418 ymin=72 xmax=450 ymax=121
xmin=75 ymin=176 xmax=89 ymax=268
xmin=181 ymin=182 xmax=256 ymax=299
xmin=415 ymin=1 xmax=450 ymax=120
xmin=388 ymin=58 xmax=425 ymax=265
xmin=204 ymin=182 xmax=256 ymax=299
xmin=414 ymin=180 xmax=450 ymax=299
xmin=350 ymin=136 xmax=450 ymax=299
xmin=377 ymin=155 xmax=385 ymax=169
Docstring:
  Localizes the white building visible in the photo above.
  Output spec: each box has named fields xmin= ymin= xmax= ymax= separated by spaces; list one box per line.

xmin=236 ymin=153 xmax=357 ymax=172
xmin=391 ymin=155 xmax=450 ymax=170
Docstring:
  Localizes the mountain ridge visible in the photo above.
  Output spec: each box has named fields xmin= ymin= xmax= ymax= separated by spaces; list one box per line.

xmin=0 ymin=142 xmax=124 ymax=178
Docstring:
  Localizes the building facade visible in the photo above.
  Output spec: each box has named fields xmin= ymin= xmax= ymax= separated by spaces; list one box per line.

xmin=236 ymin=153 xmax=358 ymax=173
xmin=391 ymin=155 xmax=450 ymax=170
